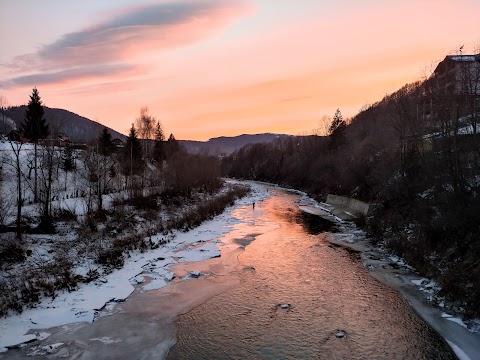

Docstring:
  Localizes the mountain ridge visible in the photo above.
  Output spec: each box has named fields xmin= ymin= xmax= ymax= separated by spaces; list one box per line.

xmin=1 ymin=106 xmax=289 ymax=154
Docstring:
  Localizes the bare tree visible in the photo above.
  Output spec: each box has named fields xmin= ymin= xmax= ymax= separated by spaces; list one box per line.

xmin=135 ymin=107 xmax=155 ymax=159
xmin=5 ymin=139 xmax=25 ymax=239
xmin=313 ymin=115 xmax=331 ymax=136
xmin=388 ymin=82 xmax=422 ymax=178
xmin=0 ymin=95 xmax=11 ymax=134
xmin=37 ymin=141 xmax=60 ymax=230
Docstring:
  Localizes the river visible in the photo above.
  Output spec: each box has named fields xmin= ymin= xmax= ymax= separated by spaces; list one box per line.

xmin=2 ymin=186 xmax=456 ymax=359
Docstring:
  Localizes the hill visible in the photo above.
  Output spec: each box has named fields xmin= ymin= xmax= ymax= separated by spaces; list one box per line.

xmin=0 ymin=106 xmax=125 ymax=143
xmin=181 ymin=133 xmax=290 ymax=155
xmin=1 ymin=106 xmax=288 ymax=152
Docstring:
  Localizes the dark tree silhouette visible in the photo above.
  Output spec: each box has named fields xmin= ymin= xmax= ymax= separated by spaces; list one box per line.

xmin=165 ymin=133 xmax=181 ymax=161
xmin=328 ymin=108 xmax=347 ymax=150
xmin=97 ymin=127 xmax=115 ymax=156
xmin=21 ymin=88 xmax=49 ymax=201
xmin=153 ymin=121 xmax=165 ymax=165
xmin=123 ymin=124 xmax=144 ymax=177
xmin=61 ymin=144 xmax=75 ymax=172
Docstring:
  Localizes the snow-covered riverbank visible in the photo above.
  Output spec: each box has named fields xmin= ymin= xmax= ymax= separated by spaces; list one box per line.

xmin=3 ymin=181 xmax=478 ymax=359
xmin=0 ymin=182 xmax=269 ymax=353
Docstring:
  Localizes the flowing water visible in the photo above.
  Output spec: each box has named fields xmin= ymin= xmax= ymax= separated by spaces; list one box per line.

xmin=2 ymin=187 xmax=456 ymax=359
xmin=167 ymin=190 xmax=455 ymax=360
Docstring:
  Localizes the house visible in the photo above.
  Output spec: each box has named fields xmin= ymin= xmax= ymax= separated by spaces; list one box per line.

xmin=418 ymin=53 xmax=480 ymax=128
xmin=40 ymin=133 xmax=72 ymax=147
xmin=6 ymin=129 xmax=28 ymax=143
xmin=433 ymin=53 xmax=480 ymax=97
xmin=112 ymin=138 xmax=125 ymax=148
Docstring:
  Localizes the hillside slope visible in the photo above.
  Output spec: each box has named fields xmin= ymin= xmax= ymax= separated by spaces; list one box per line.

xmin=181 ymin=133 xmax=290 ymax=155
xmin=1 ymin=106 xmax=125 ymax=143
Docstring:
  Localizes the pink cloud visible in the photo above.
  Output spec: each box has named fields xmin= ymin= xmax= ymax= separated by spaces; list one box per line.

xmin=3 ymin=0 xmax=254 ymax=84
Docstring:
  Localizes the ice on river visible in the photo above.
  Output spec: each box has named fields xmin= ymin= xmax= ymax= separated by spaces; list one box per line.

xmin=0 ymin=181 xmax=271 ymax=351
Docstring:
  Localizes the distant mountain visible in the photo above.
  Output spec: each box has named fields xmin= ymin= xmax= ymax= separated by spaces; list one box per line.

xmin=0 ymin=106 xmax=125 ymax=143
xmin=180 ymin=133 xmax=290 ymax=156
xmin=1 ymin=106 xmax=288 ymax=152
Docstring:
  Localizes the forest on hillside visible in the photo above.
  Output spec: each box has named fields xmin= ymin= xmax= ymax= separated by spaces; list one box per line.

xmin=222 ymin=55 xmax=480 ymax=316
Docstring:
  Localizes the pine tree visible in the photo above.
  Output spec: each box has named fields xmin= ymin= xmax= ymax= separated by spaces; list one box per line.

xmin=165 ymin=133 xmax=181 ymax=161
xmin=328 ymin=108 xmax=347 ymax=150
xmin=21 ymin=88 xmax=49 ymax=201
xmin=97 ymin=127 xmax=115 ymax=156
xmin=123 ymin=124 xmax=144 ymax=176
xmin=61 ymin=144 xmax=75 ymax=172
xmin=153 ymin=121 xmax=165 ymax=164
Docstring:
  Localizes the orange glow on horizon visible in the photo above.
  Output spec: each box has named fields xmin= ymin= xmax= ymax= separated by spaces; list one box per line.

xmin=0 ymin=0 xmax=478 ymax=141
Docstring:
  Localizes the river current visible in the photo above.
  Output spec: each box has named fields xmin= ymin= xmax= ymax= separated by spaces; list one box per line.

xmin=167 ymin=189 xmax=454 ymax=359
xmin=1 ymin=186 xmax=455 ymax=359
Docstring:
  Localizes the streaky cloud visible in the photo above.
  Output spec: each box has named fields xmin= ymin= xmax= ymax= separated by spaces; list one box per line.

xmin=1 ymin=0 xmax=253 ymax=89
xmin=11 ymin=0 xmax=254 ymax=71
xmin=4 ymin=63 xmax=137 ymax=87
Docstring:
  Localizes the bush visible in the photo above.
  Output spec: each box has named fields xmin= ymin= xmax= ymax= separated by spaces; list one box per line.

xmin=0 ymin=235 xmax=25 ymax=263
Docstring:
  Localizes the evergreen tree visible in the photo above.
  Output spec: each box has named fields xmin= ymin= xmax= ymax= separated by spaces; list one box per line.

xmin=61 ymin=144 xmax=75 ymax=172
xmin=96 ymin=128 xmax=116 ymax=211
xmin=123 ymin=124 xmax=144 ymax=176
xmin=153 ymin=121 xmax=165 ymax=164
xmin=21 ymin=88 xmax=49 ymax=201
xmin=328 ymin=108 xmax=347 ymax=150
xmin=97 ymin=127 xmax=115 ymax=156
xmin=165 ymin=133 xmax=181 ymax=161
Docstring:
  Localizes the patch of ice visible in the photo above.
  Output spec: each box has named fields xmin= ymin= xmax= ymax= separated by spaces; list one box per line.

xmin=130 ymin=276 xmax=145 ymax=285
xmin=43 ymin=343 xmax=64 ymax=354
xmin=176 ymin=242 xmax=221 ymax=262
xmin=90 ymin=337 xmax=122 ymax=344
xmin=411 ymin=278 xmax=426 ymax=286
xmin=446 ymin=317 xmax=468 ymax=329
xmin=446 ymin=340 xmax=472 ymax=360
xmin=141 ymin=278 xmax=168 ymax=292
xmin=37 ymin=332 xmax=51 ymax=340
xmin=190 ymin=270 xmax=203 ymax=278
xmin=423 ymin=280 xmax=437 ymax=289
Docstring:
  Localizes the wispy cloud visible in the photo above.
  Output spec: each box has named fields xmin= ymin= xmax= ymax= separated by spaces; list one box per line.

xmin=2 ymin=0 xmax=253 ymax=86
xmin=4 ymin=64 xmax=138 ymax=87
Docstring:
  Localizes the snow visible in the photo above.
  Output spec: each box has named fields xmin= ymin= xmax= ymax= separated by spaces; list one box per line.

xmin=43 ymin=343 xmax=64 ymax=353
xmin=447 ymin=340 xmax=472 ymax=360
xmin=90 ymin=337 xmax=122 ymax=344
xmin=411 ymin=278 xmax=426 ymax=286
xmin=442 ymin=313 xmax=468 ymax=328
xmin=176 ymin=242 xmax=221 ymax=262
xmin=0 ymin=180 xmax=271 ymax=350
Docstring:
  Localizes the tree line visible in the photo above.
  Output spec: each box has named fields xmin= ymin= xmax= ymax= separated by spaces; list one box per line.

xmin=221 ymin=54 xmax=480 ymax=315
xmin=0 ymin=88 xmax=222 ymax=240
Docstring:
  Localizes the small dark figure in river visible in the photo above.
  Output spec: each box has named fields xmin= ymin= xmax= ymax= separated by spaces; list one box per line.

xmin=253 ymin=202 xmax=255 ymax=209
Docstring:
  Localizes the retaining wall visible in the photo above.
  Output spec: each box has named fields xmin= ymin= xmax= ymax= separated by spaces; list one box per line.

xmin=325 ymin=194 xmax=371 ymax=217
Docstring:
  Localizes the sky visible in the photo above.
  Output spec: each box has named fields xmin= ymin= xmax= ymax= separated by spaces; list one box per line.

xmin=0 ymin=0 xmax=479 ymax=141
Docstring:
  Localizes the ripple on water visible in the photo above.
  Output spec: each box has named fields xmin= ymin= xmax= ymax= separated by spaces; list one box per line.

xmin=167 ymin=194 xmax=455 ymax=360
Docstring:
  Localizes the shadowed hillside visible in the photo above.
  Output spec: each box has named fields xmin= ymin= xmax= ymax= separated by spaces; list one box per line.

xmin=1 ymin=106 xmax=125 ymax=143
xmin=181 ymin=133 xmax=290 ymax=156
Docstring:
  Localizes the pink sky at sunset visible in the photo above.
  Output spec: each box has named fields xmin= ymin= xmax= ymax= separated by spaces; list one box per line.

xmin=0 ymin=0 xmax=479 ymax=140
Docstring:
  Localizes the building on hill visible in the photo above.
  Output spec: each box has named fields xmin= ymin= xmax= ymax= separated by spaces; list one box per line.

xmin=418 ymin=53 xmax=480 ymax=131
xmin=40 ymin=133 xmax=72 ymax=147
xmin=6 ymin=129 xmax=29 ymax=143
xmin=112 ymin=138 xmax=125 ymax=149
xmin=433 ymin=53 xmax=480 ymax=97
